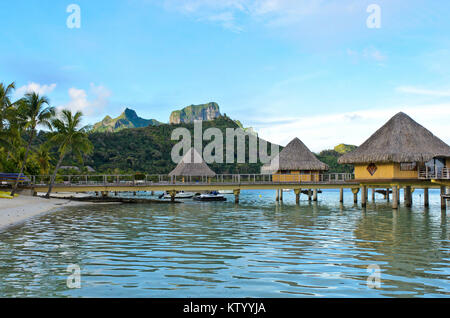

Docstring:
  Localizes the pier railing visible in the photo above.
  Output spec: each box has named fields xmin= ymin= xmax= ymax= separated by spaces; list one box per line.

xmin=418 ymin=168 xmax=450 ymax=180
xmin=26 ymin=173 xmax=355 ymax=187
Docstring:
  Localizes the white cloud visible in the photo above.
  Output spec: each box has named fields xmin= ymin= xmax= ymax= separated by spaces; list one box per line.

xmin=347 ymin=47 xmax=387 ymax=63
xmin=253 ymin=103 xmax=450 ymax=152
xmin=59 ymin=83 xmax=111 ymax=116
xmin=396 ymin=86 xmax=450 ymax=97
xmin=16 ymin=82 xmax=57 ymax=97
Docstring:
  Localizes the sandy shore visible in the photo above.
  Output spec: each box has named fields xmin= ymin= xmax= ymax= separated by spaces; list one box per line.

xmin=0 ymin=195 xmax=91 ymax=231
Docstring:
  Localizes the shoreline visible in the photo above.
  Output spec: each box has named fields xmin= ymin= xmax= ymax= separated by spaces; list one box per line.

xmin=0 ymin=195 xmax=94 ymax=231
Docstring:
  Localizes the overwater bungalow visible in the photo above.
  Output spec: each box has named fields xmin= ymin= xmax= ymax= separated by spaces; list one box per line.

xmin=261 ymin=137 xmax=329 ymax=182
xmin=338 ymin=112 xmax=450 ymax=208
xmin=169 ymin=148 xmax=216 ymax=182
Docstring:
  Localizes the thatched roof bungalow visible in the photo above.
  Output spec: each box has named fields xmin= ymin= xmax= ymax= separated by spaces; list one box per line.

xmin=169 ymin=148 xmax=216 ymax=177
xmin=262 ymin=137 xmax=328 ymax=182
xmin=338 ymin=112 xmax=450 ymax=181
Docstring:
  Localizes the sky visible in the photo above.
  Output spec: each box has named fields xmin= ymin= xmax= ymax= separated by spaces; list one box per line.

xmin=1 ymin=0 xmax=450 ymax=151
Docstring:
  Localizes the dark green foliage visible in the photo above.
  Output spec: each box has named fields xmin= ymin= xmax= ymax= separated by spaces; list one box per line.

xmin=316 ymin=150 xmax=354 ymax=173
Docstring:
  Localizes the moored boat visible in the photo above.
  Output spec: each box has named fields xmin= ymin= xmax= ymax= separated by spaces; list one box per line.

xmin=193 ymin=191 xmax=227 ymax=202
xmin=161 ymin=191 xmax=195 ymax=199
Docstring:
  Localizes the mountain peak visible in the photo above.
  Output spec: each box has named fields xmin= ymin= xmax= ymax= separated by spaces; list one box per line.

xmin=123 ymin=108 xmax=138 ymax=119
xmin=169 ymin=102 xmax=221 ymax=124
xmin=93 ymin=108 xmax=161 ymax=133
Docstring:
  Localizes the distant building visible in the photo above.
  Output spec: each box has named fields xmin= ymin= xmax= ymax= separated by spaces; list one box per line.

xmin=261 ymin=137 xmax=329 ymax=182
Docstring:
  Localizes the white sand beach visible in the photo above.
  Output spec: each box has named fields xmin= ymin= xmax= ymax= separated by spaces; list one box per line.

xmin=0 ymin=195 xmax=91 ymax=231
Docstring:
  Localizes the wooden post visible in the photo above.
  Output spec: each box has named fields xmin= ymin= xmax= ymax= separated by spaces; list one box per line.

xmin=424 ymin=188 xmax=429 ymax=207
xmin=308 ymin=189 xmax=312 ymax=201
xmin=405 ymin=186 xmax=412 ymax=207
xmin=392 ymin=185 xmax=399 ymax=209
xmin=352 ymin=188 xmax=359 ymax=204
xmin=276 ymin=189 xmax=279 ymax=202
xmin=294 ymin=189 xmax=301 ymax=204
xmin=361 ymin=186 xmax=367 ymax=208
xmin=280 ymin=189 xmax=283 ymax=201
xmin=372 ymin=188 xmax=375 ymax=202
xmin=313 ymin=189 xmax=318 ymax=201
xmin=234 ymin=189 xmax=240 ymax=204
xmin=441 ymin=186 xmax=446 ymax=210
xmin=339 ymin=188 xmax=344 ymax=203
xmin=386 ymin=188 xmax=390 ymax=202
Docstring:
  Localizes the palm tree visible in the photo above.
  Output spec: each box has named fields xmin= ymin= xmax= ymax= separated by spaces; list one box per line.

xmin=45 ymin=109 xmax=93 ymax=198
xmin=35 ymin=145 xmax=52 ymax=175
xmin=0 ymin=82 xmax=17 ymax=148
xmin=10 ymin=93 xmax=55 ymax=196
xmin=0 ymin=82 xmax=16 ymax=129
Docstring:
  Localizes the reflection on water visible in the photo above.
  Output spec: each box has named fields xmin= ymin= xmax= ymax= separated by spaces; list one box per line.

xmin=0 ymin=189 xmax=449 ymax=297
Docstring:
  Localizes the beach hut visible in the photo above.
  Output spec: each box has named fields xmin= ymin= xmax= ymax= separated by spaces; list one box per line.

xmin=261 ymin=137 xmax=329 ymax=182
xmin=338 ymin=112 xmax=450 ymax=181
xmin=169 ymin=148 xmax=216 ymax=182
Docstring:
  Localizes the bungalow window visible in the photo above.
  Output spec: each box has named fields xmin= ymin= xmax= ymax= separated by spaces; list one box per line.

xmin=400 ymin=162 xmax=417 ymax=171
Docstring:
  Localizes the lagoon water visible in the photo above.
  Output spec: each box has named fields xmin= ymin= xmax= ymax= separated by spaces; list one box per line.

xmin=0 ymin=189 xmax=449 ymax=297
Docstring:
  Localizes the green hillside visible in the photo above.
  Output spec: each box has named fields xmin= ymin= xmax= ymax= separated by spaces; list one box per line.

xmin=92 ymin=108 xmax=161 ymax=132
xmin=334 ymin=143 xmax=357 ymax=154
xmin=34 ymin=117 xmax=277 ymax=174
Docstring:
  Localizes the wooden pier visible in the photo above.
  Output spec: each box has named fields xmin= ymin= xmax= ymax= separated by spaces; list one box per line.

xmin=14 ymin=172 xmax=448 ymax=210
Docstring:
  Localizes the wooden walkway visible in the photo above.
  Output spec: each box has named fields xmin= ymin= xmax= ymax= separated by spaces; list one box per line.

xmin=29 ymin=173 xmax=359 ymax=193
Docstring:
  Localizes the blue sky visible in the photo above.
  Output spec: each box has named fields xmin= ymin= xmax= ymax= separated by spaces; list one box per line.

xmin=1 ymin=0 xmax=450 ymax=151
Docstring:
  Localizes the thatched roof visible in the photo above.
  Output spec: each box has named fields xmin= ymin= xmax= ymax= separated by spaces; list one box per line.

xmin=338 ymin=112 xmax=450 ymax=164
xmin=169 ymin=148 xmax=216 ymax=177
xmin=261 ymin=138 xmax=328 ymax=174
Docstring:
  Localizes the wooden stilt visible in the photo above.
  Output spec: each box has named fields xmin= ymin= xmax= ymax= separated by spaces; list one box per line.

xmin=276 ymin=189 xmax=279 ymax=201
xmin=308 ymin=189 xmax=312 ymax=201
xmin=234 ymin=189 xmax=240 ymax=204
xmin=339 ymin=188 xmax=344 ymax=203
xmin=405 ymin=186 xmax=412 ymax=207
xmin=361 ymin=186 xmax=367 ymax=208
xmin=372 ymin=188 xmax=376 ymax=201
xmin=295 ymin=189 xmax=301 ymax=204
xmin=280 ymin=189 xmax=283 ymax=201
xmin=392 ymin=185 xmax=399 ymax=209
xmin=352 ymin=188 xmax=359 ymax=204
xmin=441 ymin=186 xmax=446 ymax=210
xmin=424 ymin=188 xmax=429 ymax=207
xmin=386 ymin=188 xmax=390 ymax=202
xmin=313 ymin=189 xmax=318 ymax=201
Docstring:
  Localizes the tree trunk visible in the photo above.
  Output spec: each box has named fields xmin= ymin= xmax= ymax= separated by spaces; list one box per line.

xmin=11 ymin=129 xmax=35 ymax=196
xmin=45 ymin=152 xmax=66 ymax=199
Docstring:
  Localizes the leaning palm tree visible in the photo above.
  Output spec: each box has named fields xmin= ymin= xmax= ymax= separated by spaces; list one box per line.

xmin=10 ymin=93 xmax=55 ymax=196
xmin=45 ymin=109 xmax=93 ymax=198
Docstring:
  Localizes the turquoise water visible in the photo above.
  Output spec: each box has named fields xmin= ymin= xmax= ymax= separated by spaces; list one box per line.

xmin=0 ymin=189 xmax=449 ymax=297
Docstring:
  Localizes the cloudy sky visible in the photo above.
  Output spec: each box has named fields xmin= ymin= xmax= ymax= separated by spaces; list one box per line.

xmin=1 ymin=0 xmax=450 ymax=151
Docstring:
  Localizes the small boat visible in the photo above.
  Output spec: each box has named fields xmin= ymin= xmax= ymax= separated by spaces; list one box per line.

xmin=161 ymin=191 xmax=195 ymax=199
xmin=218 ymin=190 xmax=233 ymax=194
xmin=193 ymin=191 xmax=227 ymax=202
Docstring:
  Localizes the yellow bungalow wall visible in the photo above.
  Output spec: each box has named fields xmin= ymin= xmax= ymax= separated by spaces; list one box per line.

xmin=272 ymin=171 xmax=320 ymax=182
xmin=354 ymin=163 xmax=418 ymax=180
